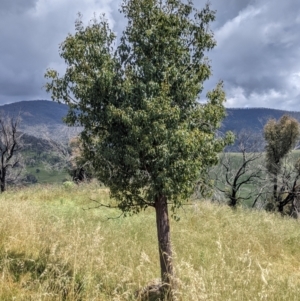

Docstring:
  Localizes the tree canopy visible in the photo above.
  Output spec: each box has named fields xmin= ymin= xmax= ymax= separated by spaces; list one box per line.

xmin=45 ymin=0 xmax=232 ymax=294
xmin=46 ymin=1 xmax=231 ymax=212
xmin=265 ymin=115 xmax=300 ymax=176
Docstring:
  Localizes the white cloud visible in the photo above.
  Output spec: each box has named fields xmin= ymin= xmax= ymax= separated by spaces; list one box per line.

xmin=226 ymin=85 xmax=300 ymax=110
xmin=216 ymin=5 xmax=264 ymax=47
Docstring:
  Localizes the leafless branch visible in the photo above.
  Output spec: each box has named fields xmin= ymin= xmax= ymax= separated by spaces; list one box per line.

xmin=0 ymin=113 xmax=24 ymax=191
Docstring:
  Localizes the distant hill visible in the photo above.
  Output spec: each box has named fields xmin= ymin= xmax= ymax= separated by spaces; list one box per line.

xmin=0 ymin=100 xmax=80 ymax=141
xmin=0 ymin=100 xmax=69 ymax=126
xmin=222 ymin=108 xmax=300 ymax=134
xmin=1 ymin=100 xmax=300 ymax=140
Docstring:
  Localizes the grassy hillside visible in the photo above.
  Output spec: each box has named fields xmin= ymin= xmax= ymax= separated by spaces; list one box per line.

xmin=1 ymin=183 xmax=300 ymax=300
xmin=25 ymin=164 xmax=69 ymax=184
xmin=23 ymin=149 xmax=70 ymax=184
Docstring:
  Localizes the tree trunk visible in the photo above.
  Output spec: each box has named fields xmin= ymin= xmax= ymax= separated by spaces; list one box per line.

xmin=154 ymin=194 xmax=173 ymax=297
xmin=0 ymin=169 xmax=6 ymax=193
xmin=273 ymin=174 xmax=278 ymax=204
xmin=0 ymin=182 xmax=5 ymax=192
xmin=229 ymin=187 xmax=237 ymax=207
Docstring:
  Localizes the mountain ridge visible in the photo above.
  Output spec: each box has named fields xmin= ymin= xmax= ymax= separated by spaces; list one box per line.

xmin=0 ymin=100 xmax=69 ymax=126
xmin=1 ymin=100 xmax=299 ymax=136
xmin=222 ymin=107 xmax=300 ymax=133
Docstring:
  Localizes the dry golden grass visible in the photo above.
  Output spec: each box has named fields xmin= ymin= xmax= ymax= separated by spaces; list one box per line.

xmin=1 ymin=182 xmax=300 ymax=300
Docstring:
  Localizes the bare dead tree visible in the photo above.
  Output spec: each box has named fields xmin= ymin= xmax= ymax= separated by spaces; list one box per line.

xmin=25 ymin=124 xmax=76 ymax=173
xmin=266 ymin=158 xmax=300 ymax=217
xmin=212 ymin=130 xmax=266 ymax=207
xmin=0 ymin=114 xmax=24 ymax=192
xmin=29 ymin=125 xmax=92 ymax=182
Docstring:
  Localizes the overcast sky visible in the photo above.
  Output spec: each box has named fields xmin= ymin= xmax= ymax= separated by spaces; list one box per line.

xmin=1 ymin=0 xmax=300 ymax=110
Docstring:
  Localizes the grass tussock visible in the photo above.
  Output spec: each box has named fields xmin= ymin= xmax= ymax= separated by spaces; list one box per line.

xmin=1 ymin=182 xmax=300 ymax=300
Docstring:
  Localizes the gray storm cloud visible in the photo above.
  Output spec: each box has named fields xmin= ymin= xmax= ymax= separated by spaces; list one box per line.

xmin=0 ymin=0 xmax=299 ymax=110
xmin=208 ymin=0 xmax=300 ymax=109
xmin=0 ymin=0 xmax=37 ymax=14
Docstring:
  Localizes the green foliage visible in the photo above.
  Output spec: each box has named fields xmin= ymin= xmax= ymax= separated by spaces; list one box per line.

xmin=63 ymin=181 xmax=75 ymax=189
xmin=45 ymin=0 xmax=232 ymax=215
xmin=264 ymin=115 xmax=300 ymax=175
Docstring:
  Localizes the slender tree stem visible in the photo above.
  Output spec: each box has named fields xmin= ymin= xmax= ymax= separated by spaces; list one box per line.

xmin=155 ymin=194 xmax=173 ymax=297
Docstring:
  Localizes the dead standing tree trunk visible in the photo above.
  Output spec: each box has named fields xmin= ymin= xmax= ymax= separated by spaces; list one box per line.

xmin=0 ymin=114 xmax=23 ymax=192
xmin=274 ymin=159 xmax=300 ymax=216
xmin=0 ymin=168 xmax=6 ymax=192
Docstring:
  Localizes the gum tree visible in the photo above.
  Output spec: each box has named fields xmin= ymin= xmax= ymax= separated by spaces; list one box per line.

xmin=45 ymin=0 xmax=231 ymax=295
xmin=264 ymin=115 xmax=300 ymax=212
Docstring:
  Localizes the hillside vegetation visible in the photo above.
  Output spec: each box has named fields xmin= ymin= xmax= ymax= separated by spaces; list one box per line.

xmin=0 ymin=182 xmax=300 ymax=300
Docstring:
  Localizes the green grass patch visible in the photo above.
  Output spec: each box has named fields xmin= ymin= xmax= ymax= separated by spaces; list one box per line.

xmin=26 ymin=164 xmax=69 ymax=183
xmin=22 ymin=149 xmax=70 ymax=184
